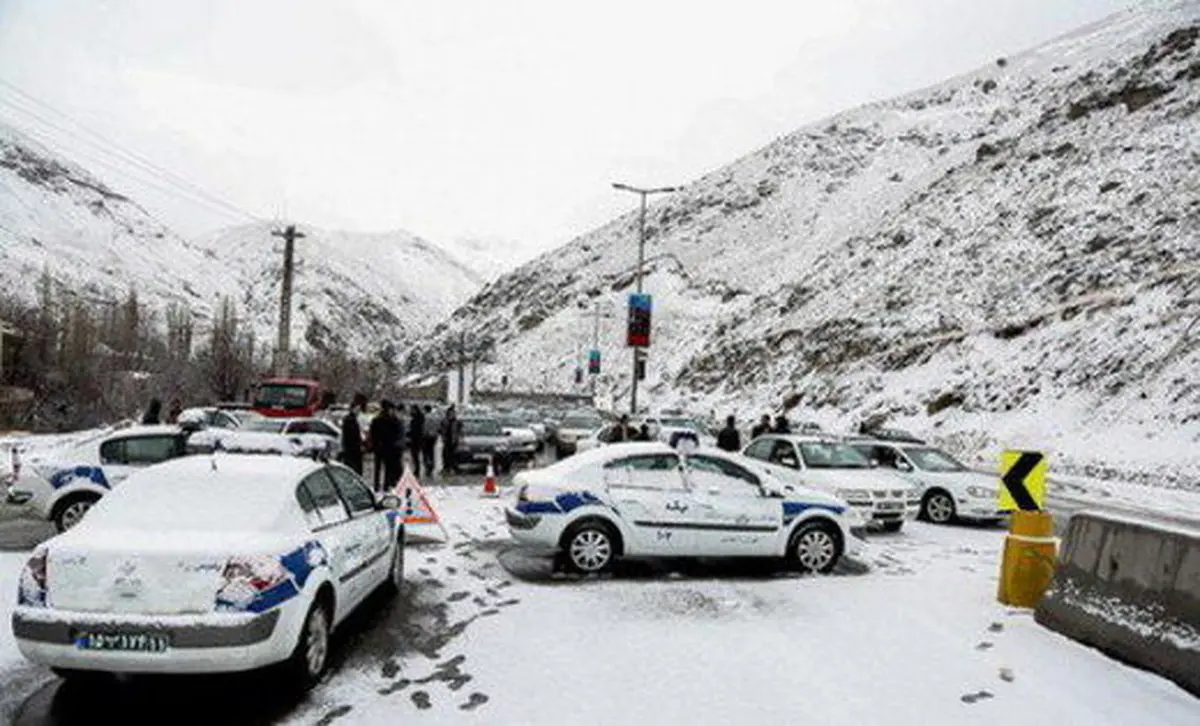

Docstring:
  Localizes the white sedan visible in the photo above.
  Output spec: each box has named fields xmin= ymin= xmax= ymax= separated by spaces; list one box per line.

xmin=505 ymin=443 xmax=865 ymax=574
xmin=847 ymin=439 xmax=1010 ymax=524
xmin=11 ymin=454 xmax=405 ymax=691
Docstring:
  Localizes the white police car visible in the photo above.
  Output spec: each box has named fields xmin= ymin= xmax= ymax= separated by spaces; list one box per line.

xmin=847 ymin=439 xmax=1009 ymax=524
xmin=12 ymin=455 xmax=405 ymax=690
xmin=505 ymin=442 xmax=864 ymax=574
xmin=9 ymin=425 xmax=336 ymax=532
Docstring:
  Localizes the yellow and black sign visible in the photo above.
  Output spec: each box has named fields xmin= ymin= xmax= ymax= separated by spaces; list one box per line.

xmin=998 ymin=450 xmax=1048 ymax=511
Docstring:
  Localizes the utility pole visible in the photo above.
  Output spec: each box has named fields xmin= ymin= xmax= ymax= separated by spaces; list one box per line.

xmin=612 ymin=182 xmax=681 ymax=414
xmin=271 ymin=224 xmax=305 ymax=377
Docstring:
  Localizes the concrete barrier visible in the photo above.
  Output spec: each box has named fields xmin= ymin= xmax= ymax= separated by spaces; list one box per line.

xmin=1035 ymin=511 xmax=1200 ymax=697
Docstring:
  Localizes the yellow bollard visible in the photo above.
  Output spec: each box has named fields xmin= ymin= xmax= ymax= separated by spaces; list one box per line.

xmin=997 ymin=510 xmax=1057 ymax=607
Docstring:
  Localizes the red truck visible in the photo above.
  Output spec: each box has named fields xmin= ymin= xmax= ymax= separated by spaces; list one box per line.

xmin=252 ymin=378 xmax=324 ymax=418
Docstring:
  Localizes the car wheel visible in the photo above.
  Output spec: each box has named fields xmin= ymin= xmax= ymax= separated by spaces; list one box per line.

xmin=384 ymin=536 xmax=405 ymax=595
xmin=287 ymin=597 xmax=332 ymax=692
xmin=52 ymin=493 xmax=101 ymax=533
xmin=788 ymin=520 xmax=843 ymax=574
xmin=880 ymin=520 xmax=904 ymax=533
xmin=564 ymin=521 xmax=617 ymax=574
xmin=921 ymin=491 xmax=956 ymax=525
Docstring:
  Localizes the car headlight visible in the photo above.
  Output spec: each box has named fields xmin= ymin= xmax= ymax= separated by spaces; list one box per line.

xmin=967 ymin=486 xmax=996 ymax=499
xmin=837 ymin=488 xmax=871 ymax=503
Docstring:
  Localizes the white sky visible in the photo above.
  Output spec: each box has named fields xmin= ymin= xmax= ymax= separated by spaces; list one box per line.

xmin=0 ymin=0 xmax=1133 ymax=261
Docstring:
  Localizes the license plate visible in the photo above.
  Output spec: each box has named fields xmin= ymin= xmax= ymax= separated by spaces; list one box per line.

xmin=878 ymin=502 xmax=904 ymax=511
xmin=75 ymin=631 xmax=170 ymax=653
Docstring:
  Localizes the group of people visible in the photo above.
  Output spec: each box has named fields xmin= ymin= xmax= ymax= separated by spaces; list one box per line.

xmin=339 ymin=396 xmax=465 ymax=493
xmin=715 ymin=413 xmax=792 ymax=453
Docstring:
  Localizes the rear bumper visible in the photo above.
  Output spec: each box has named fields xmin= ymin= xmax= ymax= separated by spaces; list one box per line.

xmin=12 ymin=606 xmax=292 ymax=674
xmin=505 ymin=507 xmax=563 ymax=549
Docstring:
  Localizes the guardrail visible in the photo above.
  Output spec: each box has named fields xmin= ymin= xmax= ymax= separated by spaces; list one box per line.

xmin=1035 ymin=511 xmax=1200 ymax=697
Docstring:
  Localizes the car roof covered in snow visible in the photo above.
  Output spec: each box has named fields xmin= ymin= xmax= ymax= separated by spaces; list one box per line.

xmin=106 ymin=424 xmax=184 ymax=438
xmin=76 ymin=454 xmax=327 ymax=535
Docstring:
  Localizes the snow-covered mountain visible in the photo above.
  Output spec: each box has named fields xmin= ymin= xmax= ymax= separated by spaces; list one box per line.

xmin=199 ymin=223 xmax=482 ymax=355
xmin=409 ymin=2 xmax=1200 ymax=482
xmin=0 ymin=121 xmax=483 ymax=357
xmin=441 ymin=236 xmax=533 ymax=282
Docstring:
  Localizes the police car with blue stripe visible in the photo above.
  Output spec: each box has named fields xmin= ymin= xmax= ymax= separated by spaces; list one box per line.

xmin=12 ymin=454 xmax=404 ymax=690
xmin=506 ymin=442 xmax=865 ymax=574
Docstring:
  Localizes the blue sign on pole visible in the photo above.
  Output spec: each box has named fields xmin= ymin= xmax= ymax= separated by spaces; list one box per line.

xmin=627 ymin=293 xmax=652 ymax=348
xmin=588 ymin=349 xmax=601 ymax=374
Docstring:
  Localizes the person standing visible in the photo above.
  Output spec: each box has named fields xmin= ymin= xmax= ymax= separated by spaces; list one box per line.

xmin=421 ymin=404 xmax=438 ymax=475
xmin=750 ymin=414 xmax=771 ymax=440
xmin=370 ymin=400 xmax=402 ymax=492
xmin=773 ymin=414 xmax=792 ymax=434
xmin=717 ymin=415 xmax=741 ymax=452
xmin=165 ymin=399 xmax=183 ymax=424
xmin=341 ymin=393 xmax=367 ymax=476
xmin=142 ymin=398 xmax=162 ymax=425
xmin=441 ymin=405 xmax=462 ymax=474
xmin=408 ymin=404 xmax=426 ymax=479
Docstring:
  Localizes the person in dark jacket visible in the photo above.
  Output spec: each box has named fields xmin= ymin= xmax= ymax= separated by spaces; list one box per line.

xmin=441 ymin=405 xmax=462 ymax=473
xmin=421 ymin=405 xmax=438 ymax=475
xmin=750 ymin=414 xmax=771 ymax=440
xmin=370 ymin=400 xmax=403 ymax=492
xmin=612 ymin=414 xmax=633 ymax=443
xmin=634 ymin=423 xmax=653 ymax=442
xmin=165 ymin=399 xmax=183 ymax=424
xmin=717 ymin=415 xmax=741 ymax=452
xmin=773 ymin=414 xmax=792 ymax=434
xmin=408 ymin=404 xmax=426 ymax=479
xmin=341 ymin=393 xmax=367 ymax=475
xmin=142 ymin=398 xmax=162 ymax=425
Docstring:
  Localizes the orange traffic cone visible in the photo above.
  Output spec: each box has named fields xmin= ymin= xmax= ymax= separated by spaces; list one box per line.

xmin=482 ymin=456 xmax=499 ymax=498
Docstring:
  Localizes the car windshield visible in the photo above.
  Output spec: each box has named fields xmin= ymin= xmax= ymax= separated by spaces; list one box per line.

xmin=254 ymin=384 xmax=310 ymax=409
xmin=243 ymin=418 xmax=287 ymax=433
xmin=498 ymin=415 xmax=524 ymax=428
xmin=904 ymin=447 xmax=968 ymax=472
xmin=798 ymin=442 xmax=872 ymax=469
xmin=462 ymin=419 xmax=503 ymax=436
xmin=563 ymin=417 xmax=602 ymax=429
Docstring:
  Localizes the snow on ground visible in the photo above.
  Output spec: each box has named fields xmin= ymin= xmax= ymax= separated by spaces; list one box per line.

xmin=0 ymin=550 xmax=53 ymax=725
xmin=286 ymin=487 xmax=1199 ymax=726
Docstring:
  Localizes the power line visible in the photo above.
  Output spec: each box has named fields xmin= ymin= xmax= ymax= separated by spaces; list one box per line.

xmin=0 ymin=79 xmax=260 ymax=224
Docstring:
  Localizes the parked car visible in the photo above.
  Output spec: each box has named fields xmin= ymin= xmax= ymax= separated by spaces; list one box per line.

xmin=496 ymin=414 xmax=540 ymax=461
xmin=847 ymin=439 xmax=1008 ymax=525
xmin=7 ymin=426 xmax=336 ymax=533
xmin=506 ymin=442 xmax=865 ymax=574
xmin=742 ymin=435 xmax=919 ymax=532
xmin=11 ymin=455 xmax=405 ymax=690
xmin=552 ymin=413 xmax=605 ymax=458
xmin=178 ymin=407 xmax=242 ymax=430
xmin=451 ymin=416 xmax=514 ymax=473
xmin=242 ymin=417 xmax=342 ymax=459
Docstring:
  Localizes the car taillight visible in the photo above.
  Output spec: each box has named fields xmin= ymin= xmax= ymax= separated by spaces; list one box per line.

xmin=215 ymin=555 xmax=290 ymax=611
xmin=18 ymin=548 xmax=48 ymax=607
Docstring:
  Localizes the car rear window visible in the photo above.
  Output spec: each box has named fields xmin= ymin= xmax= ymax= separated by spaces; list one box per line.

xmin=86 ymin=477 xmax=296 ymax=533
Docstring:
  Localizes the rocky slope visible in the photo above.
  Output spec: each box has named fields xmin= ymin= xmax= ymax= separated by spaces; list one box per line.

xmin=408 ymin=2 xmax=1200 ymax=482
xmin=0 ymin=122 xmax=483 ymax=358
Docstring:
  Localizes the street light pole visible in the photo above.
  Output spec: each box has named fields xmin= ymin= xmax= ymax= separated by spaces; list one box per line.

xmin=611 ymin=182 xmax=681 ymax=415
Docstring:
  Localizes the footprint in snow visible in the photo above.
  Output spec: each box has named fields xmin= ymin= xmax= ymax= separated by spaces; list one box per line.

xmin=975 ymin=642 xmax=994 ymax=651
xmin=445 ymin=566 xmax=458 ymax=575
xmin=961 ymin=691 xmax=994 ymax=704
xmin=988 ymin=622 xmax=1005 ymax=633
xmin=496 ymin=598 xmax=520 ymax=607
xmin=447 ymin=591 xmax=471 ymax=603
xmin=473 ymin=596 xmax=488 ymax=607
xmin=479 ymin=608 xmax=500 ymax=617
xmin=425 ymin=556 xmax=438 ymax=564
xmin=418 ymin=568 xmax=432 ymax=576
xmin=999 ymin=668 xmax=1015 ymax=683
xmin=459 ymin=693 xmax=490 ymax=711
xmin=412 ymin=691 xmax=433 ymax=710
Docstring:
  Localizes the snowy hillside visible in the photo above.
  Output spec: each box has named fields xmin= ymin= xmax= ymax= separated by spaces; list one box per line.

xmin=200 ymin=223 xmax=483 ymax=356
xmin=409 ymin=2 xmax=1200 ymax=482
xmin=0 ymin=121 xmax=483 ymax=357
xmin=0 ymin=122 xmax=229 ymax=310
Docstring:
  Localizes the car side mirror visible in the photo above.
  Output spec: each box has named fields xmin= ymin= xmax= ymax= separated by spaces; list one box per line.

xmin=377 ymin=493 xmax=403 ymax=510
xmin=896 ymin=460 xmax=913 ymax=472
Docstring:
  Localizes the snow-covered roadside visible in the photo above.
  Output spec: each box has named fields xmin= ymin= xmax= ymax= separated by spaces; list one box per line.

xmin=0 ymin=549 xmax=53 ymax=725
xmin=291 ymin=488 xmax=1200 ymax=726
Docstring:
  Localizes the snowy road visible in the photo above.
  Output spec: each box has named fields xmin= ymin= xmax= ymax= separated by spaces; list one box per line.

xmin=1 ymin=484 xmax=1196 ymax=726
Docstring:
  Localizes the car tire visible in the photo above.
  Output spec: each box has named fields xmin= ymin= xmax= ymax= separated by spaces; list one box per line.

xmin=52 ymin=493 xmax=101 ymax=533
xmin=788 ymin=520 xmax=843 ymax=574
xmin=880 ymin=520 xmax=904 ymax=533
xmin=383 ymin=536 xmax=405 ymax=596
xmin=920 ymin=490 xmax=957 ymax=525
xmin=286 ymin=596 xmax=332 ymax=693
xmin=562 ymin=520 xmax=618 ymax=574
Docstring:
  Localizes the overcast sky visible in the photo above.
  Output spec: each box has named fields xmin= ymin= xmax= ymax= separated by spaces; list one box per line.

xmin=0 ymin=0 xmax=1134 ymax=260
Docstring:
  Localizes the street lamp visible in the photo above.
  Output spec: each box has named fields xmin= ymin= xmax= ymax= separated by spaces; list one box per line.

xmin=612 ymin=182 xmax=682 ymax=415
